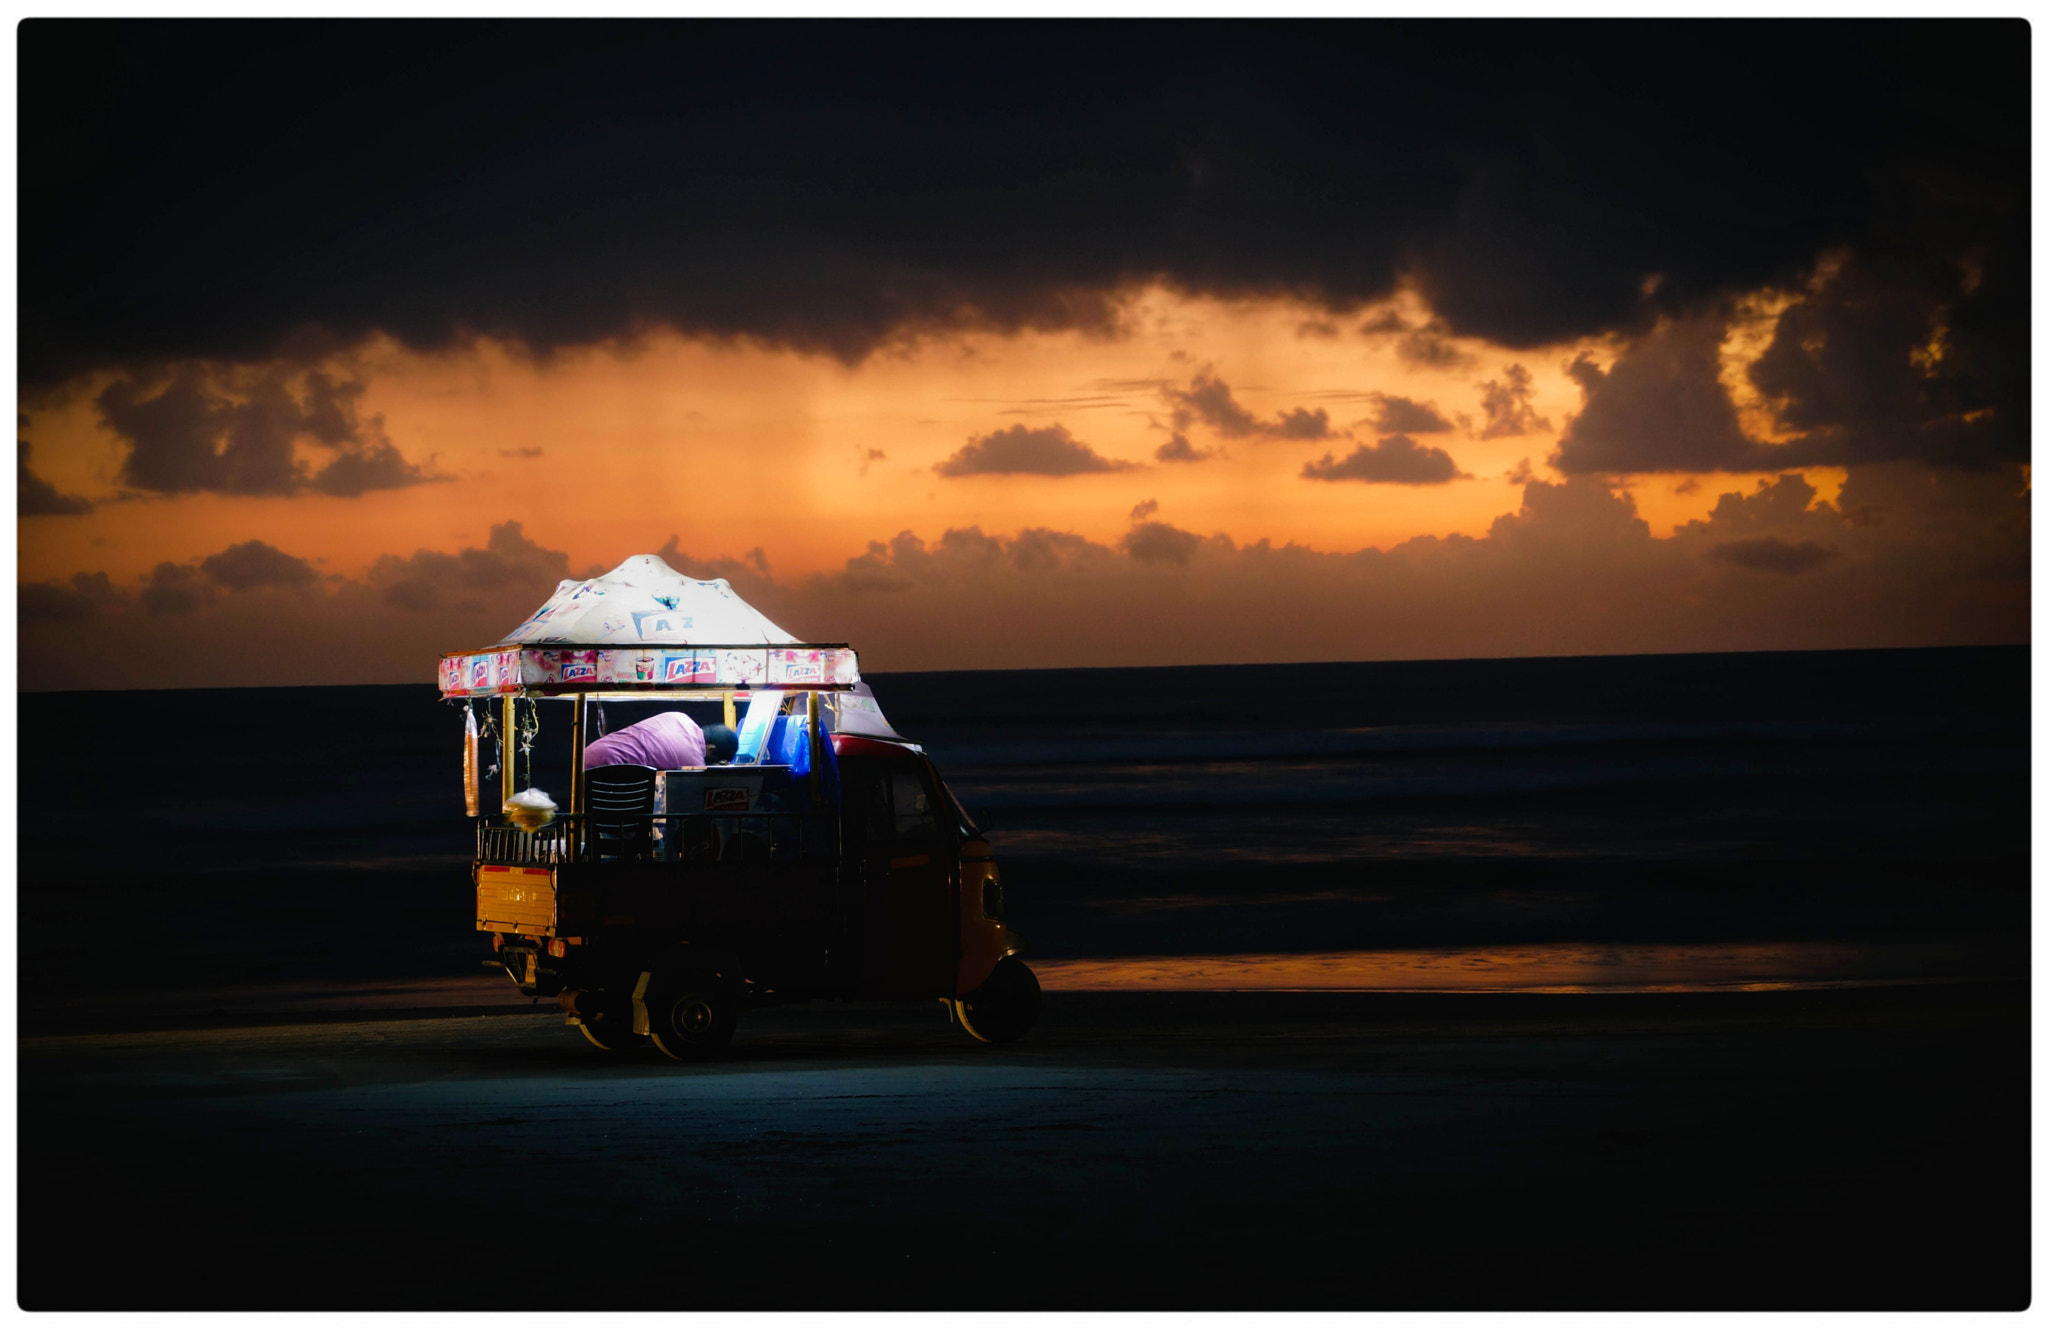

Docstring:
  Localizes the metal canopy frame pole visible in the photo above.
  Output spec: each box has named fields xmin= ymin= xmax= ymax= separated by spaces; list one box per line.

xmin=568 ymin=694 xmax=585 ymax=865
xmin=499 ymin=695 xmax=516 ymax=811
xmin=808 ymin=691 xmax=823 ymax=803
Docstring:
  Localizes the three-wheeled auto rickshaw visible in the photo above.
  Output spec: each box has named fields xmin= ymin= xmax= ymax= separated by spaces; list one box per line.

xmin=440 ymin=554 xmax=1039 ymax=1058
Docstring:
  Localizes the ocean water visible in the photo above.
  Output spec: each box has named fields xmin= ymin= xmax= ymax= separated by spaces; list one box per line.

xmin=17 ymin=646 xmax=2027 ymax=996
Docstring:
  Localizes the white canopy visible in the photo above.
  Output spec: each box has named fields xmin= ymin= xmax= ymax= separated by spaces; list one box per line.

xmin=439 ymin=554 xmax=857 ymax=696
xmin=493 ymin=554 xmax=797 ymax=647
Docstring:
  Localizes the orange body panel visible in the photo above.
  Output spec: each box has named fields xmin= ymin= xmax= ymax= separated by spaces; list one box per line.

xmin=477 ymin=864 xmax=557 ymax=936
xmin=955 ymin=839 xmax=1019 ymax=996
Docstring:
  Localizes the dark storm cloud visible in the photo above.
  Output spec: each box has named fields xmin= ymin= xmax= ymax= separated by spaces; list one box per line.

xmin=935 ymin=424 xmax=1136 ymax=477
xmin=1555 ymin=242 xmax=2028 ymax=477
xmin=18 ymin=441 xmax=91 ymax=515
xmin=1745 ymin=249 xmax=2028 ymax=471
xmin=1476 ymin=365 xmax=1550 ymax=440
xmin=1704 ymin=536 xmax=1839 ymax=575
xmin=1301 ymin=434 xmax=1468 ymax=485
xmin=1365 ymin=393 xmax=1453 ymax=434
xmin=199 ymin=539 xmax=319 ymax=590
xmin=96 ymin=367 xmax=438 ymax=497
xmin=20 ymin=23 xmax=2021 ymax=387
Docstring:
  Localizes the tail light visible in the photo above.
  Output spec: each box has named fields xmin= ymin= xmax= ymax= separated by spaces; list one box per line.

xmin=547 ymin=937 xmax=567 ymax=958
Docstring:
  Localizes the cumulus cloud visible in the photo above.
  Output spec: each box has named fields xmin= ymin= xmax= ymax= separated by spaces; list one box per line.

xmin=1155 ymin=433 xmax=1216 ymax=463
xmin=770 ymin=473 xmax=2019 ymax=670
xmin=1553 ymin=317 xmax=1754 ymax=473
xmin=1301 ymin=434 xmax=1468 ymax=485
xmin=1705 ymin=536 xmax=1839 ymax=575
xmin=1477 ymin=364 xmax=1551 ymax=440
xmin=369 ymin=519 xmax=573 ymax=613
xmin=313 ymin=441 xmax=433 ymax=497
xmin=1691 ymin=473 xmax=1823 ymax=534
xmin=1163 ymin=372 xmax=1263 ymax=438
xmin=140 ymin=562 xmax=208 ymax=617
xmin=18 ymin=441 xmax=91 ymax=516
xmin=1122 ymin=521 xmax=1207 ymax=566
xmin=1164 ymin=372 xmax=1336 ymax=441
xmin=95 ymin=366 xmax=439 ymax=498
xmin=17 ymin=523 xmax=585 ymax=687
xmin=1360 ymin=310 xmax=1476 ymax=369
xmin=57 ymin=539 xmax=325 ymax=621
xmin=1270 ymin=407 xmax=1334 ymax=439
xmin=1364 ymin=394 xmax=1454 ymax=435
xmin=19 ymin=571 xmax=116 ymax=622
xmin=934 ymin=423 xmax=1137 ymax=476
xmin=16 ymin=464 xmax=2027 ymax=690
xmin=199 ymin=539 xmax=319 ymax=590
xmin=21 ymin=542 xmax=329 ymax=626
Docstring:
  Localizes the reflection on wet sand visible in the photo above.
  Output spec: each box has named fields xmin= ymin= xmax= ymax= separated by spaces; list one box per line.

xmin=1033 ymin=939 xmax=2023 ymax=994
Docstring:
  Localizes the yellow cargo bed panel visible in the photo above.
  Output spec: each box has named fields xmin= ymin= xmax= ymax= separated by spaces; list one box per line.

xmin=477 ymin=865 xmax=557 ymax=935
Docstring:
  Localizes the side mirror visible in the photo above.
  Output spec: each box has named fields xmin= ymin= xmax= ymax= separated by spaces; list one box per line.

xmin=972 ymin=807 xmax=996 ymax=833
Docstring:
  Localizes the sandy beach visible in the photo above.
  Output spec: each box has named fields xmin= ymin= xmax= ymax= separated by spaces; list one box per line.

xmin=19 ymin=978 xmax=2026 ymax=1310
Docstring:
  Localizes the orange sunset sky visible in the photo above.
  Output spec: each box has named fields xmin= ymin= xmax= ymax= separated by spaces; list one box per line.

xmin=22 ymin=287 xmax=1830 ymax=586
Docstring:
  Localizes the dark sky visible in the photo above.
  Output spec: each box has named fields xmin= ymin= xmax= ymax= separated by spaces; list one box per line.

xmin=22 ymin=20 xmax=2027 ymax=398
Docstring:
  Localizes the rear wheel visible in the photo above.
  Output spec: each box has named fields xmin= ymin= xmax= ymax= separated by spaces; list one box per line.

xmin=647 ymin=962 xmax=740 ymax=1060
xmin=572 ymin=992 xmax=648 ymax=1052
xmin=957 ymin=956 xmax=1041 ymax=1044
xmin=578 ymin=1019 xmax=649 ymax=1052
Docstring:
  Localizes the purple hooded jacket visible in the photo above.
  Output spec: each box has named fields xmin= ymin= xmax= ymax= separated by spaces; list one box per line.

xmin=583 ymin=710 xmax=707 ymax=770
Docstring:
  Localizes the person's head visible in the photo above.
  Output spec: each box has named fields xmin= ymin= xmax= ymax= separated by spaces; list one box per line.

xmin=701 ymin=723 xmax=739 ymax=765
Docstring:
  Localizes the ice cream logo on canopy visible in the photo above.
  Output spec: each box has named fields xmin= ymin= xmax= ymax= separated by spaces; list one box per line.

xmin=437 ymin=554 xmax=858 ymax=696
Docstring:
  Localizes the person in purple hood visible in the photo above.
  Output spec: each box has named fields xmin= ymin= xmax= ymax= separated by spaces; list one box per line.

xmin=583 ymin=710 xmax=707 ymax=770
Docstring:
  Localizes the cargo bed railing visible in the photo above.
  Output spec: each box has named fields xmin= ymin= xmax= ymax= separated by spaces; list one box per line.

xmin=477 ymin=812 xmax=836 ymax=867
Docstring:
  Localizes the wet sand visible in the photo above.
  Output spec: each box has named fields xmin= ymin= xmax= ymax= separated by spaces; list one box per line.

xmin=18 ymin=980 xmax=2027 ymax=1310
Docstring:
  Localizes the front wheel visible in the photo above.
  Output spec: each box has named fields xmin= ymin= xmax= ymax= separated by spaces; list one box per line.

xmin=957 ymin=956 xmax=1041 ymax=1044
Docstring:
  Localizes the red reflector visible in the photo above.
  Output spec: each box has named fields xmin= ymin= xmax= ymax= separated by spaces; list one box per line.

xmin=547 ymin=938 xmax=567 ymax=958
